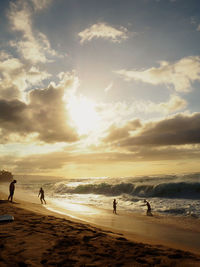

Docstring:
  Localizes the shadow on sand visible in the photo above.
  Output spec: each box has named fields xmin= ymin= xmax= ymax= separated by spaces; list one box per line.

xmin=0 ymin=200 xmax=9 ymax=204
xmin=0 ymin=200 xmax=19 ymax=204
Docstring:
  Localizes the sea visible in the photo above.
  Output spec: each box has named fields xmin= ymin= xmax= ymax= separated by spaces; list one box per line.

xmin=17 ymin=173 xmax=200 ymax=218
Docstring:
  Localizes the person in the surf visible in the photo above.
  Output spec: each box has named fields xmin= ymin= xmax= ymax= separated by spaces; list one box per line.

xmin=144 ymin=199 xmax=152 ymax=216
xmin=38 ymin=187 xmax=46 ymax=204
xmin=113 ymin=199 xmax=117 ymax=214
xmin=8 ymin=179 xmax=17 ymax=203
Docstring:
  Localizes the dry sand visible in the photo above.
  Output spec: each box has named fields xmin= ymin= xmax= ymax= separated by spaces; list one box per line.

xmin=1 ymin=192 xmax=200 ymax=266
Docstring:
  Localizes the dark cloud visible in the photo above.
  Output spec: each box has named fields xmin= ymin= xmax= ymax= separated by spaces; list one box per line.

xmin=0 ymin=99 xmax=27 ymax=122
xmin=103 ymin=119 xmax=142 ymax=143
xmin=28 ymin=84 xmax=78 ymax=143
xmin=0 ymin=85 xmax=20 ymax=100
xmin=104 ymin=113 xmax=200 ymax=148
xmin=132 ymin=146 xmax=200 ymax=161
xmin=0 ymin=83 xmax=79 ymax=143
xmin=0 ymin=99 xmax=31 ymax=139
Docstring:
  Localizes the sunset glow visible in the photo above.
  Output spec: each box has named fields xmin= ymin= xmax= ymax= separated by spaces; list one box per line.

xmin=0 ymin=0 xmax=200 ymax=177
xmin=68 ymin=96 xmax=100 ymax=135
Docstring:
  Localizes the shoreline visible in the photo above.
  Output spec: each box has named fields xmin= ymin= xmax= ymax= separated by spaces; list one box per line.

xmin=1 ymin=189 xmax=200 ymax=254
xmin=1 ymin=192 xmax=200 ymax=266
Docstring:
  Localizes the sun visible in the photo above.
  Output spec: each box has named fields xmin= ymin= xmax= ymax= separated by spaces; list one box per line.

xmin=68 ymin=96 xmax=100 ymax=135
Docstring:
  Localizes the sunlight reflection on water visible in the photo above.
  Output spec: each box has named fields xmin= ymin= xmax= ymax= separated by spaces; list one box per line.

xmin=50 ymin=199 xmax=101 ymax=215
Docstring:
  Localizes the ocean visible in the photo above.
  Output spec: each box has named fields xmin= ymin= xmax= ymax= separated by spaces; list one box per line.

xmin=17 ymin=173 xmax=200 ymax=218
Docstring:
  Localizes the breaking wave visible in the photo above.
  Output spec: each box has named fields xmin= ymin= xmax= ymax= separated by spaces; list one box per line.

xmin=53 ymin=181 xmax=200 ymax=199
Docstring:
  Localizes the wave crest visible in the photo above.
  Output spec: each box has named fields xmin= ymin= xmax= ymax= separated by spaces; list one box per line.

xmin=53 ymin=181 xmax=200 ymax=199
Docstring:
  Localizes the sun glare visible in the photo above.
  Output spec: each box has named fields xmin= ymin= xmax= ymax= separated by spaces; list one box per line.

xmin=68 ymin=96 xmax=100 ymax=135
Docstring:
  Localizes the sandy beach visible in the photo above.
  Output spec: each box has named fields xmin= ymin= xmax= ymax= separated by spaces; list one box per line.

xmin=45 ymin=199 xmax=200 ymax=254
xmin=0 ymin=192 xmax=200 ymax=267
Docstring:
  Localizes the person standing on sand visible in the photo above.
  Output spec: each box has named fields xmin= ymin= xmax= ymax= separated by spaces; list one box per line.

xmin=113 ymin=199 xmax=117 ymax=214
xmin=38 ymin=187 xmax=46 ymax=204
xmin=144 ymin=199 xmax=152 ymax=216
xmin=8 ymin=180 xmax=17 ymax=203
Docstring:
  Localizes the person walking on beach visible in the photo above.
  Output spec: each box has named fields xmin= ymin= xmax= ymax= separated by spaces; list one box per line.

xmin=38 ymin=187 xmax=46 ymax=204
xmin=113 ymin=199 xmax=117 ymax=214
xmin=8 ymin=180 xmax=17 ymax=203
xmin=144 ymin=199 xmax=152 ymax=216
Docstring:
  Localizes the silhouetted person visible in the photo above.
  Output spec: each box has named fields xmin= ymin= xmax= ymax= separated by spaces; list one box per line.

xmin=144 ymin=199 xmax=152 ymax=216
xmin=113 ymin=199 xmax=117 ymax=214
xmin=38 ymin=187 xmax=46 ymax=204
xmin=8 ymin=180 xmax=17 ymax=203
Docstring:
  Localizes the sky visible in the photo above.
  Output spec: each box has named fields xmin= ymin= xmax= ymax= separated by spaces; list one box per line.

xmin=0 ymin=0 xmax=200 ymax=178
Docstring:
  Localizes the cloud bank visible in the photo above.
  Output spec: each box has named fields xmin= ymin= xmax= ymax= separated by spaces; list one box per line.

xmin=103 ymin=113 xmax=200 ymax=147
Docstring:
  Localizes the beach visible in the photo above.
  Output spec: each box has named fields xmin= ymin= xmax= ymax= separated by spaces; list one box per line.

xmin=0 ymin=192 xmax=200 ymax=266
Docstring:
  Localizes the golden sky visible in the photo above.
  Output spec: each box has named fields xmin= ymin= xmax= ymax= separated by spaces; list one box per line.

xmin=0 ymin=0 xmax=200 ymax=178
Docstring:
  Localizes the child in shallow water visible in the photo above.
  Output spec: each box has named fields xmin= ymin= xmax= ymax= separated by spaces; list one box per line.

xmin=38 ymin=187 xmax=46 ymax=204
xmin=144 ymin=199 xmax=152 ymax=216
xmin=113 ymin=199 xmax=117 ymax=214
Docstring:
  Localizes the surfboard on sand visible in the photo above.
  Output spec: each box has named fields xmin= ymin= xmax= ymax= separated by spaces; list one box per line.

xmin=0 ymin=214 xmax=14 ymax=222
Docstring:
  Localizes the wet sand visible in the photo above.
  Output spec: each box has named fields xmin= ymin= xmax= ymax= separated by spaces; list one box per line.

xmin=46 ymin=199 xmax=200 ymax=254
xmin=0 ymin=192 xmax=200 ymax=266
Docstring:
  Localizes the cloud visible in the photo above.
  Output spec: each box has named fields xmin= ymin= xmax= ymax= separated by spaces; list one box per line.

xmin=78 ymin=23 xmax=128 ymax=44
xmin=197 ymin=24 xmax=200 ymax=31
xmin=0 ymin=54 xmax=50 ymax=100
xmin=97 ymin=94 xmax=187 ymax=131
xmin=110 ymin=113 xmax=200 ymax=148
xmin=103 ymin=119 xmax=142 ymax=143
xmin=126 ymin=145 xmax=200 ymax=162
xmin=0 ymin=72 xmax=79 ymax=144
xmin=97 ymin=101 xmax=135 ymax=124
xmin=31 ymin=0 xmax=52 ymax=11
xmin=119 ymin=94 xmax=187 ymax=116
xmin=144 ymin=94 xmax=187 ymax=114
xmin=115 ymin=56 xmax=200 ymax=92
xmin=8 ymin=0 xmax=58 ymax=63
xmin=91 ymin=95 xmax=187 ymax=143
xmin=104 ymin=82 xmax=113 ymax=93
xmin=3 ymin=143 xmax=200 ymax=174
